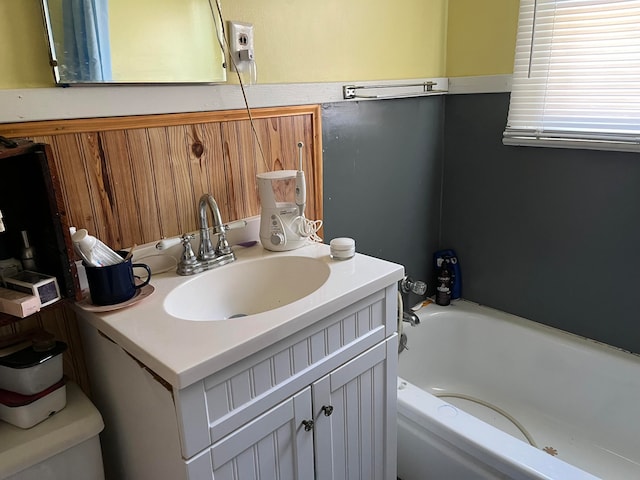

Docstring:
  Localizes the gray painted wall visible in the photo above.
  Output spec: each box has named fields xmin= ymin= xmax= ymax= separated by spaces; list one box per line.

xmin=322 ymin=92 xmax=640 ymax=354
xmin=442 ymin=93 xmax=640 ymax=354
xmin=321 ymin=97 xmax=444 ymax=289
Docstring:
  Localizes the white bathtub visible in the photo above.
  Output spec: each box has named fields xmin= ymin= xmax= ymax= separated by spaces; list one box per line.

xmin=397 ymin=300 xmax=640 ymax=480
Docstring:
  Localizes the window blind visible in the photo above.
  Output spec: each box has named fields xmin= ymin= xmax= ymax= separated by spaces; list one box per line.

xmin=504 ymin=0 xmax=640 ymax=152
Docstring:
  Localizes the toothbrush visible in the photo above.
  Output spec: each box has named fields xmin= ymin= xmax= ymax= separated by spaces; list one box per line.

xmin=295 ymin=141 xmax=306 ymax=217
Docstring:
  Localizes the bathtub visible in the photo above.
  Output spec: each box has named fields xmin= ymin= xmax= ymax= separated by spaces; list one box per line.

xmin=396 ymin=300 xmax=640 ymax=480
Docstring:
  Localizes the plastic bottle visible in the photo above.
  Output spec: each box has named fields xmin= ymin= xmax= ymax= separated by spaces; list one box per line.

xmin=20 ymin=230 xmax=37 ymax=271
xmin=71 ymin=229 xmax=123 ymax=267
xmin=435 ymin=258 xmax=452 ymax=306
xmin=434 ymin=249 xmax=462 ymax=299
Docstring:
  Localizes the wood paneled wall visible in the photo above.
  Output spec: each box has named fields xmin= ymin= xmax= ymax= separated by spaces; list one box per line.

xmin=1 ymin=105 xmax=323 ymax=250
xmin=0 ymin=105 xmax=323 ymax=396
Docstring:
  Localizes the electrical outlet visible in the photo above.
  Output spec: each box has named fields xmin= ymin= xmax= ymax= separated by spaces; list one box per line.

xmin=228 ymin=21 xmax=254 ymax=71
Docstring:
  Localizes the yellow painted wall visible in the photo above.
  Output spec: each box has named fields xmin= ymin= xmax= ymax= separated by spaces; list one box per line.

xmin=0 ymin=0 xmax=447 ymax=89
xmin=0 ymin=0 xmax=519 ymax=89
xmin=0 ymin=0 xmax=53 ymax=88
xmin=445 ymin=0 xmax=519 ymax=77
xmin=223 ymin=0 xmax=447 ymax=84
xmin=109 ymin=0 xmax=225 ymax=82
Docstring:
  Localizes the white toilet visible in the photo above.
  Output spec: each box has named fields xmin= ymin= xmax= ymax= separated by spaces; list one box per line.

xmin=0 ymin=381 xmax=105 ymax=480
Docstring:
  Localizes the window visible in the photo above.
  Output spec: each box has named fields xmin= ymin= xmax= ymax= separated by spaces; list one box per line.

xmin=504 ymin=0 xmax=640 ymax=152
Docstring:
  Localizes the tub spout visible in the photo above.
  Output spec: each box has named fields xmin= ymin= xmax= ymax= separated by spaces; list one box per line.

xmin=402 ymin=310 xmax=420 ymax=327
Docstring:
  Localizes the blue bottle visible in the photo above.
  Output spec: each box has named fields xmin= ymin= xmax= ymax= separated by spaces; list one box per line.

xmin=434 ymin=249 xmax=461 ymax=299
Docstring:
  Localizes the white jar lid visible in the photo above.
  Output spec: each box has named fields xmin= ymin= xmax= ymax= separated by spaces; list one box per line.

xmin=330 ymin=237 xmax=355 ymax=251
xmin=330 ymin=238 xmax=355 ymax=259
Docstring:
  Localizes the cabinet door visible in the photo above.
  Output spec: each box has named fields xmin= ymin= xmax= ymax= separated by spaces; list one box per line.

xmin=312 ymin=336 xmax=397 ymax=480
xmin=209 ymin=387 xmax=315 ymax=479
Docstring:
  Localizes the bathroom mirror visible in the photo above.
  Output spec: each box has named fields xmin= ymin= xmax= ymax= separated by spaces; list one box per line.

xmin=41 ymin=0 xmax=227 ymax=85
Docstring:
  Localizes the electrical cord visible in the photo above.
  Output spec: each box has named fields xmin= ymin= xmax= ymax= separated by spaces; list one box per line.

xmin=207 ymin=2 xmax=324 ymax=236
xmin=208 ymin=0 xmax=268 ymax=171
xmin=398 ymin=291 xmax=404 ymax=342
xmin=294 ymin=215 xmax=323 ymax=243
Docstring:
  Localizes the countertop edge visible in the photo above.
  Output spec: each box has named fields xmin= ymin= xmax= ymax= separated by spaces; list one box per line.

xmin=74 ymin=247 xmax=404 ymax=390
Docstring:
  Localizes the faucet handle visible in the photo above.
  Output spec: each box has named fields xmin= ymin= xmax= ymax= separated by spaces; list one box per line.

xmin=401 ymin=276 xmax=427 ymax=295
xmin=179 ymin=234 xmax=197 ymax=264
xmin=214 ymin=219 xmax=247 ymax=234
xmin=214 ymin=220 xmax=247 ymax=255
xmin=176 ymin=233 xmax=202 ymax=276
xmin=156 ymin=237 xmax=181 ymax=250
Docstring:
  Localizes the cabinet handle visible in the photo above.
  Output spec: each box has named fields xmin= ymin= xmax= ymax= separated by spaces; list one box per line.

xmin=321 ymin=405 xmax=334 ymax=416
xmin=301 ymin=419 xmax=314 ymax=431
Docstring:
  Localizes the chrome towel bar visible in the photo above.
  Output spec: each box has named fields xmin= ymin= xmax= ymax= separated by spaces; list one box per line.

xmin=342 ymin=81 xmax=447 ymax=99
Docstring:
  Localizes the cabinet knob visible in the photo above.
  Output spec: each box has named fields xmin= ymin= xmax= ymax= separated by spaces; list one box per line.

xmin=321 ymin=405 xmax=334 ymax=416
xmin=301 ymin=419 xmax=314 ymax=431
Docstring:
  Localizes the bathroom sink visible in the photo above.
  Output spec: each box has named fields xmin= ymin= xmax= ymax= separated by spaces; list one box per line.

xmin=163 ymin=256 xmax=331 ymax=321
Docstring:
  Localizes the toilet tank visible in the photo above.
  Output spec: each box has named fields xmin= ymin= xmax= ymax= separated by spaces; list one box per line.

xmin=0 ymin=382 xmax=104 ymax=480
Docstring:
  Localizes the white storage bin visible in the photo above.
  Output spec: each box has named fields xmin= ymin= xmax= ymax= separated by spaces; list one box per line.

xmin=0 ymin=380 xmax=66 ymax=429
xmin=0 ymin=342 xmax=66 ymax=395
xmin=0 ymin=382 xmax=105 ymax=480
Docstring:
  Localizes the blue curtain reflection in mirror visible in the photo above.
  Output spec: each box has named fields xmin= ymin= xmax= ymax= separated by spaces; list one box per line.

xmin=62 ymin=0 xmax=112 ymax=81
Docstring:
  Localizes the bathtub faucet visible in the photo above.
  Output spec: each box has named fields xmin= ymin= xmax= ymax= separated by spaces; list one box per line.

xmin=402 ymin=310 xmax=420 ymax=327
xmin=399 ymin=275 xmax=427 ymax=326
xmin=401 ymin=276 xmax=427 ymax=298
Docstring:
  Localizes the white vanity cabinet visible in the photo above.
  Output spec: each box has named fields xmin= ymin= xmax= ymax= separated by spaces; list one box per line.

xmin=206 ymin=387 xmax=314 ymax=479
xmin=78 ymin=284 xmax=399 ymax=480
xmin=204 ymin=337 xmax=394 ymax=480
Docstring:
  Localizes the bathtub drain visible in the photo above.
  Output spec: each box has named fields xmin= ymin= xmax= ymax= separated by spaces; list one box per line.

xmin=436 ymin=393 xmax=538 ymax=448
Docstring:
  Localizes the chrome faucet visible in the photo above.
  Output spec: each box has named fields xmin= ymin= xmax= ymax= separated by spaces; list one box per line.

xmin=198 ymin=193 xmax=231 ymax=260
xmin=176 ymin=194 xmax=246 ymax=276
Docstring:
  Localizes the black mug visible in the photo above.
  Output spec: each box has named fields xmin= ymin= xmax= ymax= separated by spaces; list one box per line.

xmin=85 ymin=254 xmax=152 ymax=306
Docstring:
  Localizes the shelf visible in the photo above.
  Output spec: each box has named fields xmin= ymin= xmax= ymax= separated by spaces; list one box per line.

xmin=0 ymin=298 xmax=72 ymax=328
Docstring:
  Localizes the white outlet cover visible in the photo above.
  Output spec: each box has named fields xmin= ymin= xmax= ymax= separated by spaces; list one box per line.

xmin=228 ymin=21 xmax=254 ymax=71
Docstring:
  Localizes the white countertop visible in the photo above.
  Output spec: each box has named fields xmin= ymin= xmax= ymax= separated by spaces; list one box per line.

xmin=74 ymin=239 xmax=403 ymax=390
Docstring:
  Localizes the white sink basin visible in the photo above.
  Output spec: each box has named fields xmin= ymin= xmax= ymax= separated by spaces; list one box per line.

xmin=163 ymin=256 xmax=331 ymax=321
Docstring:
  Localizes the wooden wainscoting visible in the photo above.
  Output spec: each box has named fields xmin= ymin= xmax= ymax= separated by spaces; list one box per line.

xmin=0 ymin=105 xmax=323 ymax=249
xmin=0 ymin=105 xmax=323 ymax=396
